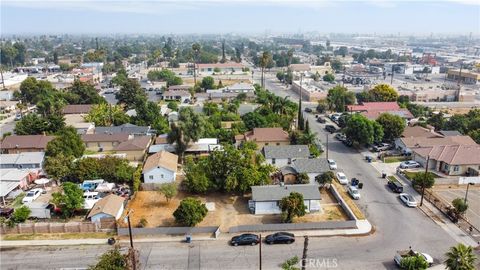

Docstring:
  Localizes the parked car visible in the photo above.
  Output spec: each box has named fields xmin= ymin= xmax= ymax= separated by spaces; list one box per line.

xmin=372 ymin=143 xmax=392 ymax=152
xmin=394 ymin=250 xmax=433 ymax=266
xmin=265 ymin=232 xmax=295 ymax=244
xmin=347 ymin=186 xmax=361 ymax=199
xmin=399 ymin=161 xmax=421 ymax=169
xmin=388 ymin=179 xmax=404 ymax=193
xmin=230 ymin=234 xmax=260 ymax=246
xmin=328 ymin=159 xmax=337 ymax=170
xmin=336 ymin=172 xmax=348 ymax=185
xmin=304 ymin=108 xmax=313 ymax=113
xmin=399 ymin=193 xmax=417 ymax=207
xmin=343 ymin=139 xmax=353 ymax=147
xmin=325 ymin=125 xmax=336 ymax=133
xmin=0 ymin=207 xmax=14 ymax=218
xmin=22 ymin=188 xmax=44 ymax=204
xmin=335 ymin=133 xmax=346 ymax=141
xmin=317 ymin=117 xmax=326 ymax=123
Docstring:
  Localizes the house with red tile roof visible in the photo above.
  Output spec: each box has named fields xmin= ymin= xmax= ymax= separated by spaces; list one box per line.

xmin=347 ymin=102 xmax=413 ymax=120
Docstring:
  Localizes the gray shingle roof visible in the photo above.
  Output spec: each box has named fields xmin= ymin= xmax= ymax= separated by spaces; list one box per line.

xmin=95 ymin=124 xmax=150 ymax=135
xmin=263 ymin=145 xmax=310 ymax=159
xmin=292 ymin=158 xmax=330 ymax=174
xmin=252 ymin=184 xmax=321 ymax=201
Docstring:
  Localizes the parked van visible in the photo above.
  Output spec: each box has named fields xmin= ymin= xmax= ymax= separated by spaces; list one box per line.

xmin=388 ymin=179 xmax=404 ymax=193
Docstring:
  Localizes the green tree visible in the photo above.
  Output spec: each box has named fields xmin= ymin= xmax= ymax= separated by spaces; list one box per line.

xmin=316 ymin=99 xmax=328 ymax=113
xmin=412 ymin=172 xmax=435 ymax=189
xmin=11 ymin=206 xmax=31 ymax=223
xmin=296 ymin=173 xmax=309 ymax=184
xmin=46 ymin=126 xmax=85 ymax=158
xmin=322 ymin=73 xmax=335 ymax=82
xmin=158 ymin=183 xmax=178 ymax=203
xmin=115 ymin=79 xmax=146 ymax=109
xmin=367 ymin=84 xmax=398 ymax=102
xmin=111 ymin=68 xmax=129 ymax=87
xmin=400 ymin=254 xmax=429 ymax=270
xmin=316 ymin=171 xmax=335 ymax=188
xmin=327 ymin=86 xmax=355 ymax=112
xmin=173 ymin=197 xmax=208 ymax=226
xmin=376 ymin=113 xmax=406 ymax=142
xmin=427 ymin=112 xmax=445 ymax=131
xmin=444 ymin=114 xmax=469 ymax=134
xmin=14 ymin=114 xmax=48 ymax=135
xmin=201 ymin=76 xmax=215 ymax=90
xmin=89 ymin=247 xmax=127 ymax=270
xmin=468 ymin=129 xmax=480 ymax=144
xmin=344 ymin=114 xmax=383 ymax=145
xmin=84 ymin=104 xmax=130 ymax=126
xmin=51 ymin=182 xmax=84 ymax=218
xmin=452 ymin=198 xmax=469 ymax=215
xmin=259 ymin=51 xmax=272 ymax=88
xmin=68 ymin=80 xmax=106 ymax=104
xmin=167 ymin=101 xmax=179 ymax=111
xmin=281 ymin=256 xmax=300 ymax=270
xmin=444 ymin=243 xmax=477 ymax=270
xmin=44 ymin=153 xmax=74 ymax=182
xmin=183 ymin=156 xmax=211 ymax=193
xmin=279 ymin=192 xmax=306 ymax=223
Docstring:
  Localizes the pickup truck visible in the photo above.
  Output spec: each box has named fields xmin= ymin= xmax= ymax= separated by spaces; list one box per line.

xmin=394 ymin=250 xmax=433 ymax=267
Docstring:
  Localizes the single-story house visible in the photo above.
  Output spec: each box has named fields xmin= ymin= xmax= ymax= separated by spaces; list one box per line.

xmin=64 ymin=114 xmax=95 ymax=134
xmin=394 ymin=126 xmax=444 ymax=153
xmin=196 ymin=62 xmax=245 ymax=75
xmin=347 ymin=102 xmax=413 ymax=120
xmin=0 ymin=135 xmax=54 ymax=154
xmin=292 ymin=158 xmax=330 ymax=183
xmin=87 ymin=194 xmax=125 ymax=223
xmin=235 ymin=128 xmax=290 ymax=148
xmin=161 ymin=90 xmax=191 ymax=103
xmin=219 ymin=83 xmax=255 ymax=93
xmin=113 ymin=136 xmax=152 ymax=161
xmin=168 ymin=85 xmax=191 ymax=91
xmin=81 ymin=133 xmax=130 ymax=152
xmin=412 ymin=145 xmax=480 ymax=176
xmin=396 ymin=135 xmax=477 ymax=155
xmin=143 ymin=151 xmax=178 ymax=184
xmin=0 ymin=169 xmax=38 ymax=203
xmin=95 ymin=123 xmax=152 ymax=136
xmin=149 ymin=138 xmax=221 ymax=156
xmin=0 ymin=152 xmax=45 ymax=169
xmin=250 ymin=184 xmax=321 ymax=215
xmin=62 ymin=104 xmax=93 ymax=115
xmin=263 ymin=145 xmax=310 ymax=167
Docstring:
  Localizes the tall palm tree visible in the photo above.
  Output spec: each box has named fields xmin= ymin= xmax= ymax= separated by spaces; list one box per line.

xmin=445 ymin=243 xmax=477 ymax=270
xmin=259 ymin=51 xmax=271 ymax=89
xmin=192 ymin=43 xmax=201 ymax=86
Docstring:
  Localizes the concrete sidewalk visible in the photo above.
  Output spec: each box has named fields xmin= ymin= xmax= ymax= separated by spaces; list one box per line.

xmin=0 ymin=220 xmax=373 ymax=247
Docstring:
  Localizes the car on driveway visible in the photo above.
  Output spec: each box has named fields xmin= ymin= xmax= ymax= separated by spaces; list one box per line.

xmin=372 ymin=143 xmax=392 ymax=152
xmin=335 ymin=133 xmax=346 ymax=141
xmin=304 ymin=108 xmax=313 ymax=113
xmin=230 ymin=234 xmax=260 ymax=246
xmin=347 ymin=186 xmax=361 ymax=199
xmin=399 ymin=160 xmax=421 ymax=169
xmin=265 ymin=232 xmax=295 ymax=244
xmin=327 ymin=159 xmax=337 ymax=170
xmin=336 ymin=172 xmax=348 ymax=185
xmin=399 ymin=193 xmax=417 ymax=207
xmin=22 ymin=188 xmax=43 ymax=204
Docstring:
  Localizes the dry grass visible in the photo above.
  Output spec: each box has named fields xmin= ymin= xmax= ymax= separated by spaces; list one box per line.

xmin=2 ymin=232 xmax=114 ymax=241
xmin=332 ymin=182 xmax=366 ymax=220
xmin=295 ymin=205 xmax=348 ymax=223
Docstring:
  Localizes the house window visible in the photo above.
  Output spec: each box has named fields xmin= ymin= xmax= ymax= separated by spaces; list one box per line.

xmin=454 ymin=166 xmax=459 ymax=172
xmin=272 ymin=158 xmax=276 ymax=165
xmin=149 ymin=175 xmax=153 ymax=180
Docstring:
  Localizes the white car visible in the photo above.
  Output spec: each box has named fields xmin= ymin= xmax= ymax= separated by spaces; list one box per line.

xmin=22 ymin=188 xmax=43 ymax=204
xmin=336 ymin=172 xmax=348 ymax=185
xmin=347 ymin=186 xmax=361 ymax=200
xmin=399 ymin=193 xmax=417 ymax=207
xmin=400 ymin=160 xmax=421 ymax=169
xmin=328 ymin=159 xmax=337 ymax=170
xmin=83 ymin=192 xmax=101 ymax=210
xmin=394 ymin=250 xmax=433 ymax=266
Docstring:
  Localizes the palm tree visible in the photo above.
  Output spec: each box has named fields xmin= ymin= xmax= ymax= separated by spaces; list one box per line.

xmin=192 ymin=43 xmax=201 ymax=86
xmin=445 ymin=243 xmax=477 ymax=270
xmin=259 ymin=51 xmax=271 ymax=89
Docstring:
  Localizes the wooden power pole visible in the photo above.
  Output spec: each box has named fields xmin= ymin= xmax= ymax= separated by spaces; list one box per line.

xmin=301 ymin=236 xmax=309 ymax=270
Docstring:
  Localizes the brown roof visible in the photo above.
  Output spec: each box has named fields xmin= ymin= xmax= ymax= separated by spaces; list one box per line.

xmin=0 ymin=135 xmax=54 ymax=150
xmin=348 ymin=102 xmax=400 ymax=111
xmin=143 ymin=151 xmax=178 ymax=173
xmin=401 ymin=136 xmax=477 ymax=149
xmin=81 ymin=133 xmax=130 ymax=143
xmin=413 ymin=145 xmax=480 ymax=165
xmin=243 ymin=128 xmax=290 ymax=143
xmin=155 ymin=134 xmax=169 ymax=144
xmin=63 ymin=104 xmax=93 ymax=114
xmin=401 ymin=126 xmax=443 ymax=139
xmin=114 ymin=136 xmax=151 ymax=151
xmin=87 ymin=194 xmax=125 ymax=219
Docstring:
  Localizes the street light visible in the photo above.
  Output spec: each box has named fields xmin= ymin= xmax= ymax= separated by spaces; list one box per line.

xmin=464 ymin=182 xmax=475 ymax=204
xmin=124 ymin=210 xmax=136 ymax=270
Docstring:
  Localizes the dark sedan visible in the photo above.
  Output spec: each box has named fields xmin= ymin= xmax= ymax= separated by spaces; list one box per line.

xmin=265 ymin=232 xmax=295 ymax=244
xmin=230 ymin=233 xmax=260 ymax=246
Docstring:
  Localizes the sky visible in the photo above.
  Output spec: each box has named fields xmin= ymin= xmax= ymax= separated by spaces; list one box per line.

xmin=1 ymin=0 xmax=479 ymax=35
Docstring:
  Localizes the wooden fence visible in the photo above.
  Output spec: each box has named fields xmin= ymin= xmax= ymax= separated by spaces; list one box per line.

xmin=0 ymin=218 xmax=116 ymax=234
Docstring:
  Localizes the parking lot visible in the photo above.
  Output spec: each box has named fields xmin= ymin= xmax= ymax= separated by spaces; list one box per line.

xmin=435 ymin=188 xmax=480 ymax=230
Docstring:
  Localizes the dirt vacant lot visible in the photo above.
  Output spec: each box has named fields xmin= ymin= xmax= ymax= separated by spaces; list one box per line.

xmin=124 ymin=187 xmax=349 ymax=232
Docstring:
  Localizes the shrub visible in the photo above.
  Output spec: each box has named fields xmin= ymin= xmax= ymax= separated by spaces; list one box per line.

xmin=12 ymin=206 xmax=31 ymax=223
xmin=452 ymin=198 xmax=468 ymax=215
xmin=173 ymin=197 xmax=208 ymax=226
xmin=138 ymin=217 xmax=148 ymax=228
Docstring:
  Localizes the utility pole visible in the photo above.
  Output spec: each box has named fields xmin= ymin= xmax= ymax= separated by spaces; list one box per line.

xmin=259 ymin=234 xmax=262 ymax=270
xmin=125 ymin=210 xmax=136 ymax=270
xmin=390 ymin=65 xmax=395 ymax=85
xmin=420 ymin=155 xmax=430 ymax=207
xmin=465 ymin=183 xmax=474 ymax=204
xmin=301 ymin=236 xmax=309 ymax=270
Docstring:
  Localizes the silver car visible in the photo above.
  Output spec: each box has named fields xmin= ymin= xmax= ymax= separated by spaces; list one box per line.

xmin=399 ymin=193 xmax=417 ymax=207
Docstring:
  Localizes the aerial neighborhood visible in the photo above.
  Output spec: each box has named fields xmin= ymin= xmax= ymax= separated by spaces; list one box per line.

xmin=0 ymin=4 xmax=479 ymax=268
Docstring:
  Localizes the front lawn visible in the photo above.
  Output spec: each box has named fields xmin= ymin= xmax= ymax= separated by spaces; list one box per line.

xmin=403 ymin=171 xmax=441 ymax=180
xmin=384 ymin=156 xmax=408 ymax=163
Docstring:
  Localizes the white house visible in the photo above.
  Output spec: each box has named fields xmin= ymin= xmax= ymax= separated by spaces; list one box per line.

xmin=142 ymin=151 xmax=178 ymax=184
xmin=250 ymin=184 xmax=321 ymax=215
xmin=161 ymin=90 xmax=191 ymax=103
xmin=87 ymin=194 xmax=125 ymax=223
xmin=262 ymin=145 xmax=310 ymax=168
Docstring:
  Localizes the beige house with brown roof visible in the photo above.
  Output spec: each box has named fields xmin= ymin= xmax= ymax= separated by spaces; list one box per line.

xmin=143 ymin=151 xmax=178 ymax=184
xmin=81 ymin=133 xmax=130 ymax=152
xmin=0 ymin=135 xmax=54 ymax=154
xmin=235 ymin=128 xmax=290 ymax=148
xmin=87 ymin=194 xmax=125 ymax=223
xmin=113 ymin=136 xmax=152 ymax=161
xmin=412 ymin=145 xmax=480 ymax=176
